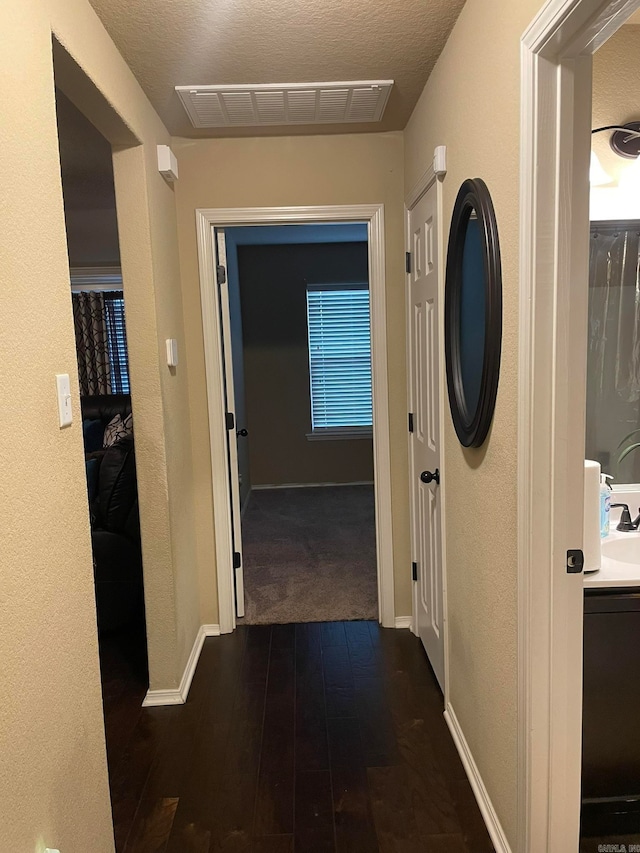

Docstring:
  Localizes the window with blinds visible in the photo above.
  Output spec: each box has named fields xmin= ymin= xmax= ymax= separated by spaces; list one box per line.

xmin=306 ymin=283 xmax=372 ymax=434
xmin=104 ymin=293 xmax=131 ymax=394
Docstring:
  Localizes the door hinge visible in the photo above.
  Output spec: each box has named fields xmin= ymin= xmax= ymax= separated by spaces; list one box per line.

xmin=405 ymin=251 xmax=411 ymax=274
xmin=233 ymin=551 xmax=242 ymax=569
xmin=408 ymin=412 xmax=414 ymax=433
xmin=225 ymin=411 xmax=235 ymax=431
xmin=566 ymin=549 xmax=584 ymax=574
xmin=412 ymin=561 xmax=418 ymax=581
xmin=217 ymin=264 xmax=227 ymax=285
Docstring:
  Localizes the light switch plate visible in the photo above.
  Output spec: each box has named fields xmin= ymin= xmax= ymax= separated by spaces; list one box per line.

xmin=55 ymin=373 xmax=72 ymax=428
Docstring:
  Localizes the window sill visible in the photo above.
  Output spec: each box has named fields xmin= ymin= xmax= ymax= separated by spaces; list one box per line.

xmin=306 ymin=428 xmax=373 ymax=442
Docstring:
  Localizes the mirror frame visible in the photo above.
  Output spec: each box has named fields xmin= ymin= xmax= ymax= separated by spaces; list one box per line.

xmin=444 ymin=178 xmax=502 ymax=448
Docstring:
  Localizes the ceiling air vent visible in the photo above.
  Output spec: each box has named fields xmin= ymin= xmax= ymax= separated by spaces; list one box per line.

xmin=175 ymin=81 xmax=393 ymax=129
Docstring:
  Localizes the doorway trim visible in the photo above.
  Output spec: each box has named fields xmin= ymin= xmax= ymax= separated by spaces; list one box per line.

xmin=195 ymin=204 xmax=395 ymax=634
xmin=519 ymin=0 xmax=640 ymax=849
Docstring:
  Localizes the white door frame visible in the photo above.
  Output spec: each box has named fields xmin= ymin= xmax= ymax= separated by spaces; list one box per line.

xmin=404 ymin=152 xmax=449 ymax=697
xmin=519 ymin=1 xmax=640 ymax=849
xmin=195 ymin=204 xmax=395 ymax=634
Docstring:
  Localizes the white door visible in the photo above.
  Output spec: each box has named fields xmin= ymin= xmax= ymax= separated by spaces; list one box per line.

xmin=214 ymin=228 xmax=245 ymax=618
xmin=408 ymin=181 xmax=444 ymax=690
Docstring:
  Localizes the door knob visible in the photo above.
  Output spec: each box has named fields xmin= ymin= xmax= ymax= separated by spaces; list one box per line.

xmin=237 ymin=428 xmax=248 ymax=437
xmin=420 ymin=468 xmax=440 ymax=485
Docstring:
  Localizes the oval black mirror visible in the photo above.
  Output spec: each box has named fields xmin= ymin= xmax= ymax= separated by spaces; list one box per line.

xmin=444 ymin=178 xmax=502 ymax=447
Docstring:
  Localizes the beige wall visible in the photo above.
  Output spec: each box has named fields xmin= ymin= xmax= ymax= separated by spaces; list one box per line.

xmin=173 ymin=132 xmax=411 ymax=616
xmin=238 ymin=241 xmax=374 ymax=486
xmin=404 ymin=0 xmax=541 ymax=845
xmin=591 ymin=25 xmax=640 ymax=219
xmin=1 ymin=0 xmax=203 ymax=848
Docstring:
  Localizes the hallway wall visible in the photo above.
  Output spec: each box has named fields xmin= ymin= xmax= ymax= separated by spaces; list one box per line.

xmin=172 ymin=132 xmax=410 ymax=616
xmin=1 ymin=0 xmax=202 ymax=849
xmin=404 ymin=0 xmax=541 ymax=846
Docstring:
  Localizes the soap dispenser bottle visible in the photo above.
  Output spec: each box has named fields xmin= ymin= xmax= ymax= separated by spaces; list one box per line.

xmin=600 ymin=473 xmax=613 ymax=538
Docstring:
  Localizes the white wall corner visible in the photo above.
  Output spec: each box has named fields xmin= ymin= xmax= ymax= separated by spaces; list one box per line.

xmin=433 ymin=145 xmax=447 ymax=178
xmin=142 ymin=624 xmax=220 ymax=707
xmin=444 ymin=704 xmax=512 ymax=853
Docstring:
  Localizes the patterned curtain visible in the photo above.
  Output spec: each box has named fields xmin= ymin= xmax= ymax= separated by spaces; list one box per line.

xmin=72 ymin=291 xmax=112 ymax=395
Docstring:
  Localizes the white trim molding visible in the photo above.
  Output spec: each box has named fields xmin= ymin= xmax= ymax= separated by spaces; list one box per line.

xmin=195 ymin=204 xmax=396 ymax=631
xmin=142 ymin=624 xmax=220 ymax=707
xmin=394 ymin=616 xmax=412 ymax=630
xmin=445 ymin=705 xmax=511 ymax=853
xmin=519 ymin=1 xmax=640 ymax=850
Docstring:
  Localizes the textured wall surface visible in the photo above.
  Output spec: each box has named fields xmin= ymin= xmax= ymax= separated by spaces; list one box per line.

xmin=404 ymin=0 xmax=542 ymax=845
xmin=591 ymin=25 xmax=640 ymax=219
xmin=238 ymin=241 xmax=374 ymax=486
xmin=172 ymin=132 xmax=411 ymax=617
xmin=0 ymin=0 xmax=201 ymax=848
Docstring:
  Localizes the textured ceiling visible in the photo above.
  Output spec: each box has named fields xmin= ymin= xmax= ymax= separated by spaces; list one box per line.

xmin=88 ymin=0 xmax=466 ymax=138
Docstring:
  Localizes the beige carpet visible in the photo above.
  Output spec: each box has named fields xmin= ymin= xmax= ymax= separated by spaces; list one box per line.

xmin=240 ymin=485 xmax=378 ymax=625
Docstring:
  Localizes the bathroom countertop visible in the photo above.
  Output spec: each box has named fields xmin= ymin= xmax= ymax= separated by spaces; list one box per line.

xmin=584 ymin=524 xmax=640 ymax=589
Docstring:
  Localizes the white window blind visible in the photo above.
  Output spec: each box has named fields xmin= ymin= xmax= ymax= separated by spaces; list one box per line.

xmin=104 ymin=294 xmax=130 ymax=394
xmin=306 ymin=283 xmax=372 ymax=431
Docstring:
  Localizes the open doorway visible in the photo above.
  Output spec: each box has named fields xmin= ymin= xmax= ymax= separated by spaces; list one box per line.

xmin=54 ymin=87 xmax=148 ymax=768
xmin=221 ymin=224 xmax=377 ymax=624
xmin=197 ymin=204 xmax=395 ymax=633
xmin=520 ymin=1 xmax=640 ymax=850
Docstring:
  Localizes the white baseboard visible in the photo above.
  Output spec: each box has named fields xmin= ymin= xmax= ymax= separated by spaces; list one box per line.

xmin=394 ymin=616 xmax=413 ymax=629
xmin=142 ymin=624 xmax=220 ymax=707
xmin=252 ymin=480 xmax=374 ymax=490
xmin=444 ymin=704 xmax=512 ymax=853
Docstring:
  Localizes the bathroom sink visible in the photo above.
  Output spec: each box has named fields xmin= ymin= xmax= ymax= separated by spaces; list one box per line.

xmin=601 ymin=535 xmax=640 ymax=565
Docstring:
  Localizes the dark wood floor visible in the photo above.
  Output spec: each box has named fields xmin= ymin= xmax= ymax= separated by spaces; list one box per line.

xmin=103 ymin=621 xmax=495 ymax=852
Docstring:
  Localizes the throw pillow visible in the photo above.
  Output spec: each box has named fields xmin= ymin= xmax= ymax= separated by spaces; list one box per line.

xmin=103 ymin=412 xmax=133 ymax=448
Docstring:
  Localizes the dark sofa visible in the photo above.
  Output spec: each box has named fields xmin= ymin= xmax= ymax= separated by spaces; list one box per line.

xmin=81 ymin=395 xmax=144 ymax=633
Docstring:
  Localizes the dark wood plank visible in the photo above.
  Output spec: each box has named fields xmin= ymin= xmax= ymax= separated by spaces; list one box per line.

xmin=103 ymin=621 xmax=497 ymax=853
xmin=322 ymin=645 xmax=357 ymax=719
xmin=294 ymin=771 xmax=335 ymax=852
xmin=252 ymin=837 xmax=293 ymax=853
xmin=353 ymin=676 xmax=400 ymax=767
xmin=332 ymin=764 xmax=379 ymax=853
xmin=253 ymin=641 xmax=295 ymax=836
xmin=110 ymin=707 xmax=173 ymax=851
xmin=449 ymin=780 xmax=495 ymax=853
xmin=367 ymin=765 xmax=425 ymax=853
xmin=327 ymin=717 xmax=364 ymax=768
xmin=295 ymin=625 xmax=329 ymax=773
xmin=165 ymin=632 xmax=252 ymax=852
xmin=125 ymin=797 xmax=178 ymax=853
xmin=321 ymin=622 xmax=347 ymax=647
xmin=345 ymin=622 xmax=379 ymax=679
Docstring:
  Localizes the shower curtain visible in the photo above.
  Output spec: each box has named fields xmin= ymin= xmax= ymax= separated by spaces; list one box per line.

xmin=587 ymin=221 xmax=640 ymax=484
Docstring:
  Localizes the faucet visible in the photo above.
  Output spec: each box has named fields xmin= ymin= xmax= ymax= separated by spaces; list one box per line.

xmin=610 ymin=503 xmax=640 ymax=531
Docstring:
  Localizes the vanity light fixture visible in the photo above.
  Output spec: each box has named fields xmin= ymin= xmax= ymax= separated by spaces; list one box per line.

xmin=590 ymin=122 xmax=640 ymax=185
xmin=592 ymin=121 xmax=640 ymax=159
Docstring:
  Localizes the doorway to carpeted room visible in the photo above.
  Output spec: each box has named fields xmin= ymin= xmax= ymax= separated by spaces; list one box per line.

xmin=240 ymin=484 xmax=377 ymax=625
